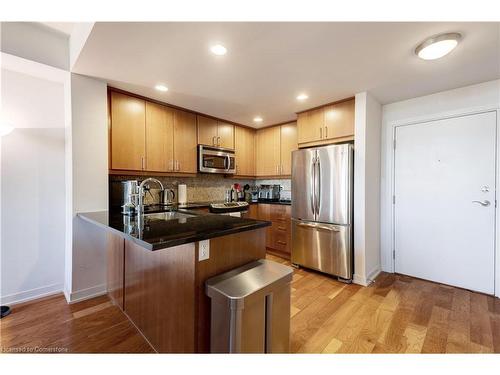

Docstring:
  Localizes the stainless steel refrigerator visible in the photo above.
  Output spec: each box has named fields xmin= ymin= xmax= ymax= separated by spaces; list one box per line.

xmin=291 ymin=143 xmax=353 ymax=281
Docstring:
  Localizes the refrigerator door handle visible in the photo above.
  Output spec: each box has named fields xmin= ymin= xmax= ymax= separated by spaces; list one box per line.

xmin=310 ymin=158 xmax=316 ymax=216
xmin=315 ymin=156 xmax=321 ymax=215
xmin=297 ymin=222 xmax=340 ymax=232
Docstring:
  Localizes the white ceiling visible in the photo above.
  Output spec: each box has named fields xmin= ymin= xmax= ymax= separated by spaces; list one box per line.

xmin=73 ymin=22 xmax=500 ymax=128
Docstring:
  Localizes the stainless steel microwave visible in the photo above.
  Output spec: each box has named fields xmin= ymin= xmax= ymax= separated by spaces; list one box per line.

xmin=198 ymin=145 xmax=236 ymax=174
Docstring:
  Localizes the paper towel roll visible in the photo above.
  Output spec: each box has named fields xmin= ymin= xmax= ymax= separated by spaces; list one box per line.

xmin=178 ymin=184 xmax=187 ymax=204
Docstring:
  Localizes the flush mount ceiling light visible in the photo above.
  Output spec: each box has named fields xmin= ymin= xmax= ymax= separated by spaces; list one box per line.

xmin=253 ymin=116 xmax=263 ymax=123
xmin=296 ymin=93 xmax=309 ymax=101
xmin=155 ymin=84 xmax=169 ymax=92
xmin=210 ymin=44 xmax=227 ymax=56
xmin=415 ymin=32 xmax=462 ymax=60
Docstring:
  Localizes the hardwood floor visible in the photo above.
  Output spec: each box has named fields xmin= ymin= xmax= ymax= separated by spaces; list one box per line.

xmin=1 ymin=254 xmax=499 ymax=353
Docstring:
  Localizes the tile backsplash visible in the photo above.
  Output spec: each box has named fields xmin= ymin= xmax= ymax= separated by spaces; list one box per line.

xmin=110 ymin=174 xmax=291 ymax=206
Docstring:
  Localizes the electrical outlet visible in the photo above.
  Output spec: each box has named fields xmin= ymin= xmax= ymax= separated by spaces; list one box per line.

xmin=198 ymin=240 xmax=210 ymax=261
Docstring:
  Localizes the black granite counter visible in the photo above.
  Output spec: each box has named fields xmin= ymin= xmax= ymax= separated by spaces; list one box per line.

xmin=178 ymin=200 xmax=291 ymax=209
xmin=78 ymin=209 xmax=271 ymax=251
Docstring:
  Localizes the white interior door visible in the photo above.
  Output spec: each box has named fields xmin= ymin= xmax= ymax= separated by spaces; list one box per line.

xmin=394 ymin=111 xmax=496 ymax=294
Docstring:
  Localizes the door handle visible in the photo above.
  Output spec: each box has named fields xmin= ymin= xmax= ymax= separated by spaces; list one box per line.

xmin=310 ymin=159 xmax=316 ymax=215
xmin=297 ymin=222 xmax=340 ymax=232
xmin=472 ymin=200 xmax=491 ymax=207
xmin=315 ymin=157 xmax=321 ymax=214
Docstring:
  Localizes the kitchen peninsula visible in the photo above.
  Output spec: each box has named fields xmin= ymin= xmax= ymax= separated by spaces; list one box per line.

xmin=78 ymin=208 xmax=270 ymax=353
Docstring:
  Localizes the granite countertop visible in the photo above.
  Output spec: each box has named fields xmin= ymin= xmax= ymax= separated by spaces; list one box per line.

xmin=178 ymin=200 xmax=291 ymax=209
xmin=78 ymin=209 xmax=271 ymax=251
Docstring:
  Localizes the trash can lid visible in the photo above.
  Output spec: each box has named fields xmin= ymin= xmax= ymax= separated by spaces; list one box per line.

xmin=206 ymin=259 xmax=293 ymax=300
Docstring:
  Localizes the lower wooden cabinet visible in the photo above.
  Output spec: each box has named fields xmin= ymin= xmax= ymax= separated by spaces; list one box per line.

xmin=255 ymin=204 xmax=292 ymax=258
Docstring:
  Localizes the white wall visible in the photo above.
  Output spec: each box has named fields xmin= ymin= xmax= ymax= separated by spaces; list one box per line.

xmin=69 ymin=73 xmax=109 ymax=302
xmin=353 ymin=92 xmax=382 ymax=286
xmin=380 ymin=80 xmax=500 ymax=296
xmin=0 ymin=66 xmax=67 ymax=304
xmin=1 ymin=22 xmax=69 ymax=70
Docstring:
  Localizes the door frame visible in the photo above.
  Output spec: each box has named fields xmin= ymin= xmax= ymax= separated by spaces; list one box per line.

xmin=388 ymin=108 xmax=500 ymax=297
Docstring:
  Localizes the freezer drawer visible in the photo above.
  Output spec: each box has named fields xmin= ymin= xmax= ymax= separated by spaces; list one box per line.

xmin=291 ymin=219 xmax=352 ymax=279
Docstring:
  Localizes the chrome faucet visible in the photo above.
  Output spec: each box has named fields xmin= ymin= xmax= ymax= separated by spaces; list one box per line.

xmin=137 ymin=178 xmax=165 ymax=216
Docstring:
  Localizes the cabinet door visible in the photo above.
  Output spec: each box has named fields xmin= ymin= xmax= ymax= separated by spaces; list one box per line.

xmin=280 ymin=122 xmax=297 ymax=175
xmin=297 ymin=107 xmax=324 ymax=144
xmin=256 ymin=126 xmax=281 ymax=176
xmin=217 ymin=121 xmax=234 ymax=149
xmin=145 ymin=102 xmax=174 ymax=172
xmin=174 ymin=110 xmax=198 ymax=173
xmin=234 ymin=126 xmax=256 ymax=176
xmin=324 ymin=99 xmax=355 ymax=140
xmin=197 ymin=115 xmax=218 ymax=146
xmin=110 ymin=92 xmax=146 ymax=170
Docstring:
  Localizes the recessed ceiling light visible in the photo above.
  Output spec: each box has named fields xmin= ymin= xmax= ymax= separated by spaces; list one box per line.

xmin=253 ymin=116 xmax=263 ymax=123
xmin=210 ymin=44 xmax=227 ymax=56
xmin=415 ymin=32 xmax=462 ymax=60
xmin=155 ymin=84 xmax=169 ymax=92
xmin=296 ymin=93 xmax=309 ymax=101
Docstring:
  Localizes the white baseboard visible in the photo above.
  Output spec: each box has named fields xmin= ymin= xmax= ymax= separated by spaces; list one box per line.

xmin=366 ymin=266 xmax=382 ymax=283
xmin=69 ymin=283 xmax=107 ymax=304
xmin=0 ymin=283 xmax=63 ymax=305
xmin=353 ymin=266 xmax=382 ymax=287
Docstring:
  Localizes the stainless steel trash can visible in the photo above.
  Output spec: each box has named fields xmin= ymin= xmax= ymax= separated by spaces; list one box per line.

xmin=206 ymin=259 xmax=293 ymax=353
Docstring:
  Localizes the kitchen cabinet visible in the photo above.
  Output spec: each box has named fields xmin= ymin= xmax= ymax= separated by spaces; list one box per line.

xmin=109 ymin=91 xmax=197 ymax=174
xmin=324 ymin=99 xmax=355 ymax=141
xmin=256 ymin=126 xmax=281 ymax=176
xmin=255 ymin=122 xmax=297 ymax=177
xmin=173 ymin=109 xmax=198 ymax=173
xmin=234 ymin=126 xmax=256 ymax=176
xmin=197 ymin=115 xmax=234 ymax=149
xmin=145 ymin=102 xmax=174 ymax=172
xmin=280 ymin=122 xmax=298 ymax=175
xmin=110 ymin=91 xmax=146 ymax=171
xmin=257 ymin=204 xmax=292 ymax=258
xmin=297 ymin=107 xmax=324 ymax=145
xmin=297 ymin=98 xmax=355 ymax=146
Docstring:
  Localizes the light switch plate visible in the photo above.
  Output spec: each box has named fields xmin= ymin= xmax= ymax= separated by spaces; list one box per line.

xmin=198 ymin=240 xmax=210 ymax=261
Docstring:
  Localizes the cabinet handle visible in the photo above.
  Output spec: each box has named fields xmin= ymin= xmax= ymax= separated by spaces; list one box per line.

xmin=320 ymin=127 xmax=322 ymax=139
xmin=212 ymin=136 xmax=216 ymax=146
xmin=277 ymin=240 xmax=287 ymax=245
xmin=277 ymin=227 xmax=287 ymax=231
xmin=141 ymin=157 xmax=145 ymax=170
xmin=325 ymin=126 xmax=328 ymax=139
xmin=217 ymin=136 xmax=221 ymax=146
xmin=176 ymin=161 xmax=180 ymax=171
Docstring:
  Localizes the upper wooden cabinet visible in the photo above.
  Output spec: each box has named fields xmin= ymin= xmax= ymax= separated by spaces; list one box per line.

xmin=173 ymin=110 xmax=197 ymax=173
xmin=256 ymin=122 xmax=297 ymax=177
xmin=217 ymin=121 xmax=234 ymax=149
xmin=145 ymin=102 xmax=174 ymax=172
xmin=256 ymin=126 xmax=281 ymax=176
xmin=324 ymin=99 xmax=355 ymax=140
xmin=110 ymin=92 xmax=146 ymax=171
xmin=234 ymin=126 xmax=256 ymax=176
xmin=197 ymin=115 xmax=234 ymax=149
xmin=280 ymin=122 xmax=298 ymax=175
xmin=297 ymin=107 xmax=324 ymax=144
xmin=197 ymin=116 xmax=218 ymax=147
xmin=297 ymin=98 xmax=355 ymax=147
xmin=110 ymin=91 xmax=198 ymax=174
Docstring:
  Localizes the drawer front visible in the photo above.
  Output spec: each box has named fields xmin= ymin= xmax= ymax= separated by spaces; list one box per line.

xmin=270 ymin=204 xmax=291 ymax=222
xmin=269 ymin=222 xmax=291 ymax=254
